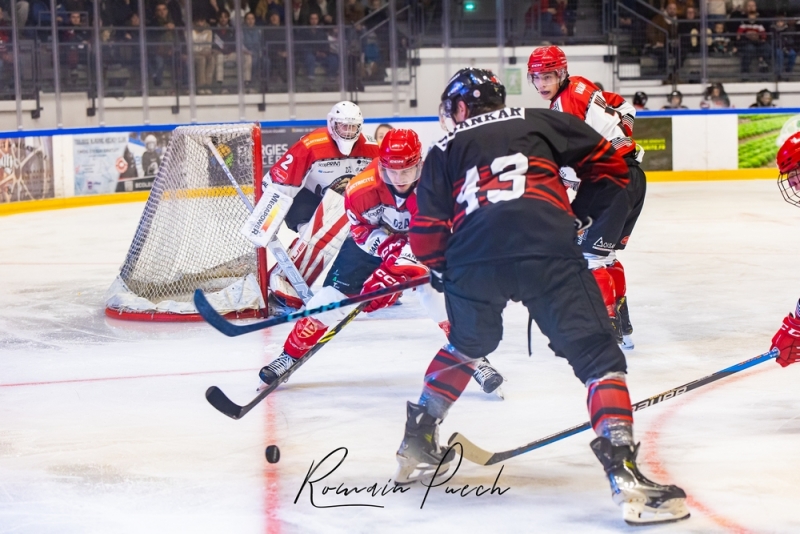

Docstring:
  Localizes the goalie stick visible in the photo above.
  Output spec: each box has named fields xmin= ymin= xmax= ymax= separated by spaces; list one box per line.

xmin=205 ymin=304 xmax=365 ymax=419
xmin=448 ymin=348 xmax=779 ymax=466
xmin=205 ymin=139 xmax=314 ymax=304
xmin=193 ymin=275 xmax=430 ymax=337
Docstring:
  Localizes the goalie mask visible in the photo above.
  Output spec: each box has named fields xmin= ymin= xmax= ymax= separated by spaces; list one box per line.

xmin=378 ymin=129 xmax=422 ymax=197
xmin=327 ymin=101 xmax=363 ymax=156
xmin=527 ymin=46 xmax=568 ymax=99
xmin=439 ymin=68 xmax=506 ymax=133
xmin=777 ymin=132 xmax=800 ymax=207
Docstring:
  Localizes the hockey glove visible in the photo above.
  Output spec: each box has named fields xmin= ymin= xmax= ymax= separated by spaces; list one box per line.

xmin=376 ymin=234 xmax=408 ymax=265
xmin=771 ymin=313 xmax=800 ymax=367
xmin=430 ymin=270 xmax=445 ymax=293
xmin=361 ymin=268 xmax=405 ymax=312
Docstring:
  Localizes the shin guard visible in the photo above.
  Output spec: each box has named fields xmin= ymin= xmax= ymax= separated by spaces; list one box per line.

xmin=607 ymin=260 xmax=627 ymax=299
xmin=591 ymin=267 xmax=617 ymax=318
xmin=421 ymin=346 xmax=474 ymax=404
xmin=587 ymin=373 xmax=634 ymax=446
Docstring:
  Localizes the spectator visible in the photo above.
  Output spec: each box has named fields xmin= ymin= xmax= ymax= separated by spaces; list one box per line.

xmin=222 ymin=0 xmax=250 ymax=22
xmin=309 ymin=0 xmax=333 ymax=25
xmin=115 ymin=12 xmax=141 ymax=69
xmin=301 ymin=11 xmax=336 ymax=81
xmin=343 ymin=0 xmax=362 ymax=24
xmin=214 ymin=9 xmax=253 ymax=87
xmin=661 ymin=89 xmax=688 ymax=109
xmin=254 ymin=0 xmax=283 ymax=24
xmin=750 ymin=88 xmax=776 ymax=108
xmin=525 ymin=0 xmax=566 ymax=38
xmin=774 ymin=13 xmax=797 ymax=77
xmin=242 ymin=11 xmax=262 ymax=88
xmin=633 ymin=91 xmax=648 ymax=110
xmin=192 ymin=0 xmax=219 ymax=25
xmin=264 ymin=10 xmax=285 ymax=82
xmin=192 ymin=13 xmax=215 ymax=93
xmin=672 ymin=0 xmax=694 ymax=18
xmin=710 ymin=21 xmax=733 ymax=55
xmin=681 ymin=5 xmax=709 ymax=56
xmin=104 ymin=0 xmax=137 ymax=28
xmin=60 ymin=11 xmax=90 ymax=73
xmin=147 ymin=1 xmax=177 ymax=87
xmin=736 ymin=0 xmax=770 ymax=74
xmin=647 ymin=1 xmax=677 ymax=50
xmin=0 ymin=5 xmax=14 ymax=81
xmin=699 ymin=82 xmax=731 ymax=109
xmin=374 ymin=123 xmax=393 ymax=144
xmin=27 ymin=0 xmax=66 ymax=38
xmin=707 ymin=0 xmax=727 ymax=21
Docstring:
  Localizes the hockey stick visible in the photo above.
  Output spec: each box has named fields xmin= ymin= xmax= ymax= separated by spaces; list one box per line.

xmin=205 ymin=304 xmax=365 ymax=419
xmin=205 ymin=139 xmax=314 ymax=304
xmin=448 ymin=348 xmax=779 ymax=466
xmin=194 ymin=275 xmax=430 ymax=337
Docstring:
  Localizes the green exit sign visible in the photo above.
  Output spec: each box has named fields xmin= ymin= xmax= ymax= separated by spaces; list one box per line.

xmin=464 ymin=1 xmax=476 ymax=11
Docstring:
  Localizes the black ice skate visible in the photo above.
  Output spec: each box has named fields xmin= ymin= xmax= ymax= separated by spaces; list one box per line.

xmin=616 ymin=296 xmax=634 ymax=350
xmin=472 ymin=358 xmax=505 ymax=398
xmin=393 ymin=402 xmax=456 ymax=486
xmin=591 ymin=437 xmax=690 ymax=525
xmin=258 ymin=352 xmax=296 ymax=390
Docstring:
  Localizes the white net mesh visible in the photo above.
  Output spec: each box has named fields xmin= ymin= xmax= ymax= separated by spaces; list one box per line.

xmin=106 ymin=123 xmax=266 ymax=318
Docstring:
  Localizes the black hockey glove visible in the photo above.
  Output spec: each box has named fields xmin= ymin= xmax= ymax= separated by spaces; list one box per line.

xmin=430 ymin=270 xmax=445 ymax=293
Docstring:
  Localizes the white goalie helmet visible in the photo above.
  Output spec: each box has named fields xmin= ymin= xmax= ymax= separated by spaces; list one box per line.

xmin=327 ymin=101 xmax=363 ymax=156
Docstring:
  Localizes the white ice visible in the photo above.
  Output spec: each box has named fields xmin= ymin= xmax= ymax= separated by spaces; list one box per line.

xmin=1 ymin=180 xmax=800 ymax=534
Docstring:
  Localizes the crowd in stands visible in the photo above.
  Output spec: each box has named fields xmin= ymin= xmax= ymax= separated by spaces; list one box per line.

xmin=633 ymin=86 xmax=778 ymax=109
xmin=621 ymin=0 xmax=800 ymax=80
xmin=0 ymin=0 xmax=397 ymax=92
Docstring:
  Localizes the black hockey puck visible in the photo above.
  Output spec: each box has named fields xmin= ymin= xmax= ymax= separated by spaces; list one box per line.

xmin=265 ymin=444 xmax=280 ymax=464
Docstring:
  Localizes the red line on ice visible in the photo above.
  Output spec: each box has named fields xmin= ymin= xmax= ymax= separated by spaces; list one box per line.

xmin=0 ymin=368 xmax=252 ymax=388
xmin=641 ymin=367 xmax=771 ymax=534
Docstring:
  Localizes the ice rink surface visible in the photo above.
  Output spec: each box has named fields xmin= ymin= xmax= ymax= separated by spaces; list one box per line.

xmin=2 ymin=179 xmax=800 ymax=534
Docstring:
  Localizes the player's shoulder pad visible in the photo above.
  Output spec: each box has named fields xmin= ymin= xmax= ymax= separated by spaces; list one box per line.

xmin=344 ymin=164 xmax=380 ymax=198
xmin=434 ymin=107 xmax=524 ymax=150
xmin=301 ymin=127 xmax=333 ymax=150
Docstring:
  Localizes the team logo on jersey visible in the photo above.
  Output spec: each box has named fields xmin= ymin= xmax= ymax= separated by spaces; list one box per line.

xmin=575 ymin=82 xmax=586 ymax=95
xmin=620 ymin=236 xmax=630 ymax=246
xmin=298 ymin=321 xmax=318 ymax=338
xmin=317 ymin=174 xmax=355 ymax=196
xmin=272 ymin=167 xmax=289 ymax=182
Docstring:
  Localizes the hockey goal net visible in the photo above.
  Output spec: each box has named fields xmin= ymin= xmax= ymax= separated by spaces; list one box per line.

xmin=105 ymin=123 xmax=268 ymax=321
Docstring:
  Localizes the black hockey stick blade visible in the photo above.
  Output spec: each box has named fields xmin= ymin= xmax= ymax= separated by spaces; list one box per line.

xmin=205 ymin=305 xmax=364 ymax=419
xmin=449 ymin=348 xmax=779 ymax=466
xmin=194 ymin=275 xmax=430 ymax=337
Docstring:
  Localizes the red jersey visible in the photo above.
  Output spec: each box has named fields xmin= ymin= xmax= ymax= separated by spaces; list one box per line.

xmin=550 ymin=75 xmax=637 ymax=157
xmin=267 ymin=127 xmax=379 ymax=198
xmin=344 ymin=160 xmax=417 ymax=256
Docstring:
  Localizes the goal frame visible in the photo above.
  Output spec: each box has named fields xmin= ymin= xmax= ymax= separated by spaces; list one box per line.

xmin=105 ymin=125 xmax=269 ymax=322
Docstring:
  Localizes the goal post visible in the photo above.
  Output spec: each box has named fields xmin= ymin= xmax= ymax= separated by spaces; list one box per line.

xmin=105 ymin=123 xmax=268 ymax=321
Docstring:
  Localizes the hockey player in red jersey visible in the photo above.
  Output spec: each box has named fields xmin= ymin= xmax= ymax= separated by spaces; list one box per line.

xmin=770 ymin=133 xmax=800 ymax=367
xmin=264 ymin=101 xmax=379 ymax=310
xmin=393 ymin=68 xmax=688 ymax=526
xmin=258 ymin=129 xmax=505 ymax=395
xmin=528 ymin=45 xmax=645 ymax=350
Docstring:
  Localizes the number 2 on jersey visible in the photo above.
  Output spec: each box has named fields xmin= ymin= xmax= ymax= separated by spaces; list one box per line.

xmin=280 ymin=154 xmax=294 ymax=171
xmin=456 ymin=153 xmax=527 ymax=216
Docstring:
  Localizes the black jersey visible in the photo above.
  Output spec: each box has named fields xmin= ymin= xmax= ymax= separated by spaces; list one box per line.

xmin=410 ymin=107 xmax=629 ymax=271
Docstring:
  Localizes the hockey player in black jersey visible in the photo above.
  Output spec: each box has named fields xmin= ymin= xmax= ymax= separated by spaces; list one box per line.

xmin=393 ymin=68 xmax=689 ymax=526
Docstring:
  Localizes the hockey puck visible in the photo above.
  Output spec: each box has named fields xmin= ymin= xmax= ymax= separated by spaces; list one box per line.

xmin=265 ymin=445 xmax=280 ymax=464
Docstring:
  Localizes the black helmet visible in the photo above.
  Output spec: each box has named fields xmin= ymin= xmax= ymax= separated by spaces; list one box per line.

xmin=757 ymin=88 xmax=773 ymax=100
xmin=439 ymin=68 xmax=506 ymax=131
xmin=669 ymin=90 xmax=683 ymax=101
xmin=634 ymin=91 xmax=648 ymax=106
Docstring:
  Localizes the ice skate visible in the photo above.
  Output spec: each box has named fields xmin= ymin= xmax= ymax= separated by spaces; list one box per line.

xmin=393 ymin=402 xmax=456 ymax=486
xmin=257 ymin=352 xmax=296 ymax=390
xmin=472 ymin=358 xmax=505 ymax=398
xmin=616 ymin=296 xmax=634 ymax=350
xmin=591 ymin=437 xmax=690 ymax=525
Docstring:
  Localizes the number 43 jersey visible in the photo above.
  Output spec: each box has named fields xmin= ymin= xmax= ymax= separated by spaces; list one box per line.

xmin=410 ymin=107 xmax=630 ymax=272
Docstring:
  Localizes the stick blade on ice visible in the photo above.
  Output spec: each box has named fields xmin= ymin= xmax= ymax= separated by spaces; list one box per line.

xmin=205 ymin=386 xmax=246 ymax=419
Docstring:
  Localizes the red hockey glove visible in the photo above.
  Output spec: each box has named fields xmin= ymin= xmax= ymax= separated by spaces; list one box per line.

xmin=376 ymin=234 xmax=408 ymax=265
xmin=361 ymin=268 xmax=404 ymax=312
xmin=771 ymin=313 xmax=800 ymax=367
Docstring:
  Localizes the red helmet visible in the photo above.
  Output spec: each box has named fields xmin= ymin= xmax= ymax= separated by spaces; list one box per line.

xmin=777 ymin=132 xmax=800 ymax=174
xmin=527 ymin=46 xmax=568 ymax=75
xmin=778 ymin=133 xmax=800 ymax=207
xmin=378 ymin=129 xmax=422 ymax=190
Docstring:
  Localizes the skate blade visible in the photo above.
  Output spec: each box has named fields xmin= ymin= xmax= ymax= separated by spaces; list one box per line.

xmin=622 ymin=498 xmax=690 ymax=525
xmin=619 ymin=335 xmax=634 ymax=350
xmin=392 ymin=457 xmax=452 ymax=487
xmin=492 ymin=386 xmax=505 ymax=400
